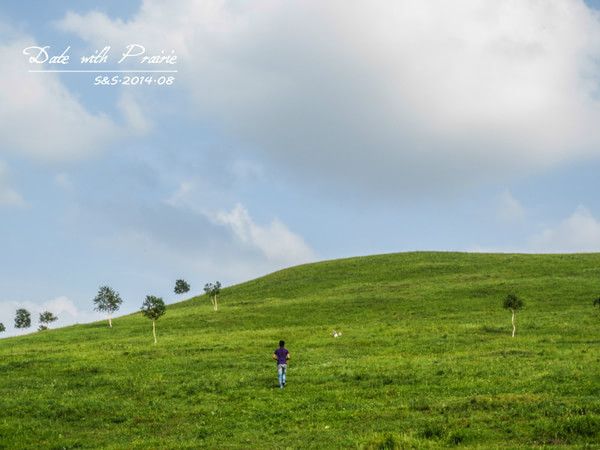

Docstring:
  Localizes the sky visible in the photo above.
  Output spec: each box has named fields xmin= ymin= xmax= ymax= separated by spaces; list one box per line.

xmin=2 ymin=0 xmax=600 ymax=336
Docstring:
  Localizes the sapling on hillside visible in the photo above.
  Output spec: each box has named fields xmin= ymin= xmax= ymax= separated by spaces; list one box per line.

xmin=594 ymin=297 xmax=600 ymax=311
xmin=503 ymin=293 xmax=524 ymax=338
xmin=93 ymin=285 xmax=123 ymax=328
xmin=174 ymin=279 xmax=190 ymax=295
xmin=204 ymin=281 xmax=222 ymax=311
xmin=38 ymin=311 xmax=58 ymax=331
xmin=14 ymin=308 xmax=31 ymax=329
xmin=141 ymin=295 xmax=166 ymax=344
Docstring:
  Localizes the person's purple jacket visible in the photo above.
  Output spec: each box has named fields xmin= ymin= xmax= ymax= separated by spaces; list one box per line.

xmin=274 ymin=347 xmax=289 ymax=365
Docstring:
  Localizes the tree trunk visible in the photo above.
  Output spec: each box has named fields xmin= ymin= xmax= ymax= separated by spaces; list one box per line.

xmin=214 ymin=294 xmax=218 ymax=311
xmin=152 ymin=320 xmax=157 ymax=344
xmin=511 ymin=309 xmax=516 ymax=338
xmin=108 ymin=316 xmax=112 ymax=328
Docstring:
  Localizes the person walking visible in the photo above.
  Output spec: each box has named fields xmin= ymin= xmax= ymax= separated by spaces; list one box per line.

xmin=272 ymin=340 xmax=290 ymax=389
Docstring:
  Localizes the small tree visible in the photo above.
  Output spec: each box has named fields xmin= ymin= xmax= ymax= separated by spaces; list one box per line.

xmin=93 ymin=285 xmax=123 ymax=328
xmin=14 ymin=309 xmax=31 ymax=329
xmin=38 ymin=311 xmax=58 ymax=331
xmin=141 ymin=295 xmax=166 ymax=344
xmin=174 ymin=279 xmax=190 ymax=295
xmin=594 ymin=297 xmax=600 ymax=310
xmin=503 ymin=293 xmax=524 ymax=338
xmin=204 ymin=281 xmax=222 ymax=311
xmin=0 ymin=323 xmax=5 ymax=333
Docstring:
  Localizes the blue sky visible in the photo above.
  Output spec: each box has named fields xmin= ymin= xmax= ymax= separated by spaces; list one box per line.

xmin=2 ymin=0 xmax=600 ymax=336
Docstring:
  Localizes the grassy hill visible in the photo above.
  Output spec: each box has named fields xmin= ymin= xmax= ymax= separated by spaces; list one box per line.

xmin=0 ymin=252 xmax=599 ymax=449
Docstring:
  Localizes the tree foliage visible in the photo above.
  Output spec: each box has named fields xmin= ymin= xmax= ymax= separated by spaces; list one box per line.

xmin=503 ymin=293 xmax=524 ymax=311
xmin=14 ymin=309 xmax=31 ymax=329
xmin=0 ymin=323 xmax=5 ymax=333
xmin=141 ymin=295 xmax=166 ymax=321
xmin=174 ymin=279 xmax=191 ymax=295
xmin=141 ymin=295 xmax=166 ymax=344
xmin=93 ymin=286 xmax=123 ymax=327
xmin=93 ymin=285 xmax=123 ymax=313
xmin=38 ymin=311 xmax=58 ymax=331
xmin=594 ymin=297 xmax=600 ymax=309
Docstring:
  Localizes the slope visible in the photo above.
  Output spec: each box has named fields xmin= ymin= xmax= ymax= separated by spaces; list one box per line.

xmin=0 ymin=252 xmax=598 ymax=449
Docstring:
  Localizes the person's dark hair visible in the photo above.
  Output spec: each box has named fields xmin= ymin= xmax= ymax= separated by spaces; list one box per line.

xmin=279 ymin=340 xmax=285 ymax=347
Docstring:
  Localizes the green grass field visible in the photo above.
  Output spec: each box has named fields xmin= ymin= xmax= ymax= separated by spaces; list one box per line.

xmin=0 ymin=252 xmax=599 ymax=449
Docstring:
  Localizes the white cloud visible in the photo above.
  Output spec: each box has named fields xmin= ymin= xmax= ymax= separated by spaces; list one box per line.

xmin=0 ymin=296 xmax=102 ymax=338
xmin=529 ymin=206 xmax=600 ymax=252
xmin=94 ymin=226 xmax=272 ymax=288
xmin=0 ymin=31 xmax=126 ymax=162
xmin=215 ymin=203 xmax=316 ymax=265
xmin=163 ymin=181 xmax=316 ymax=267
xmin=95 ymin=187 xmax=317 ymax=289
xmin=117 ymin=92 xmax=152 ymax=134
xmin=162 ymin=179 xmax=231 ymax=216
xmin=0 ymin=161 xmax=25 ymax=207
xmin=497 ymin=190 xmax=526 ymax=223
xmin=57 ymin=0 xmax=600 ymax=194
xmin=164 ymin=180 xmax=195 ymax=208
